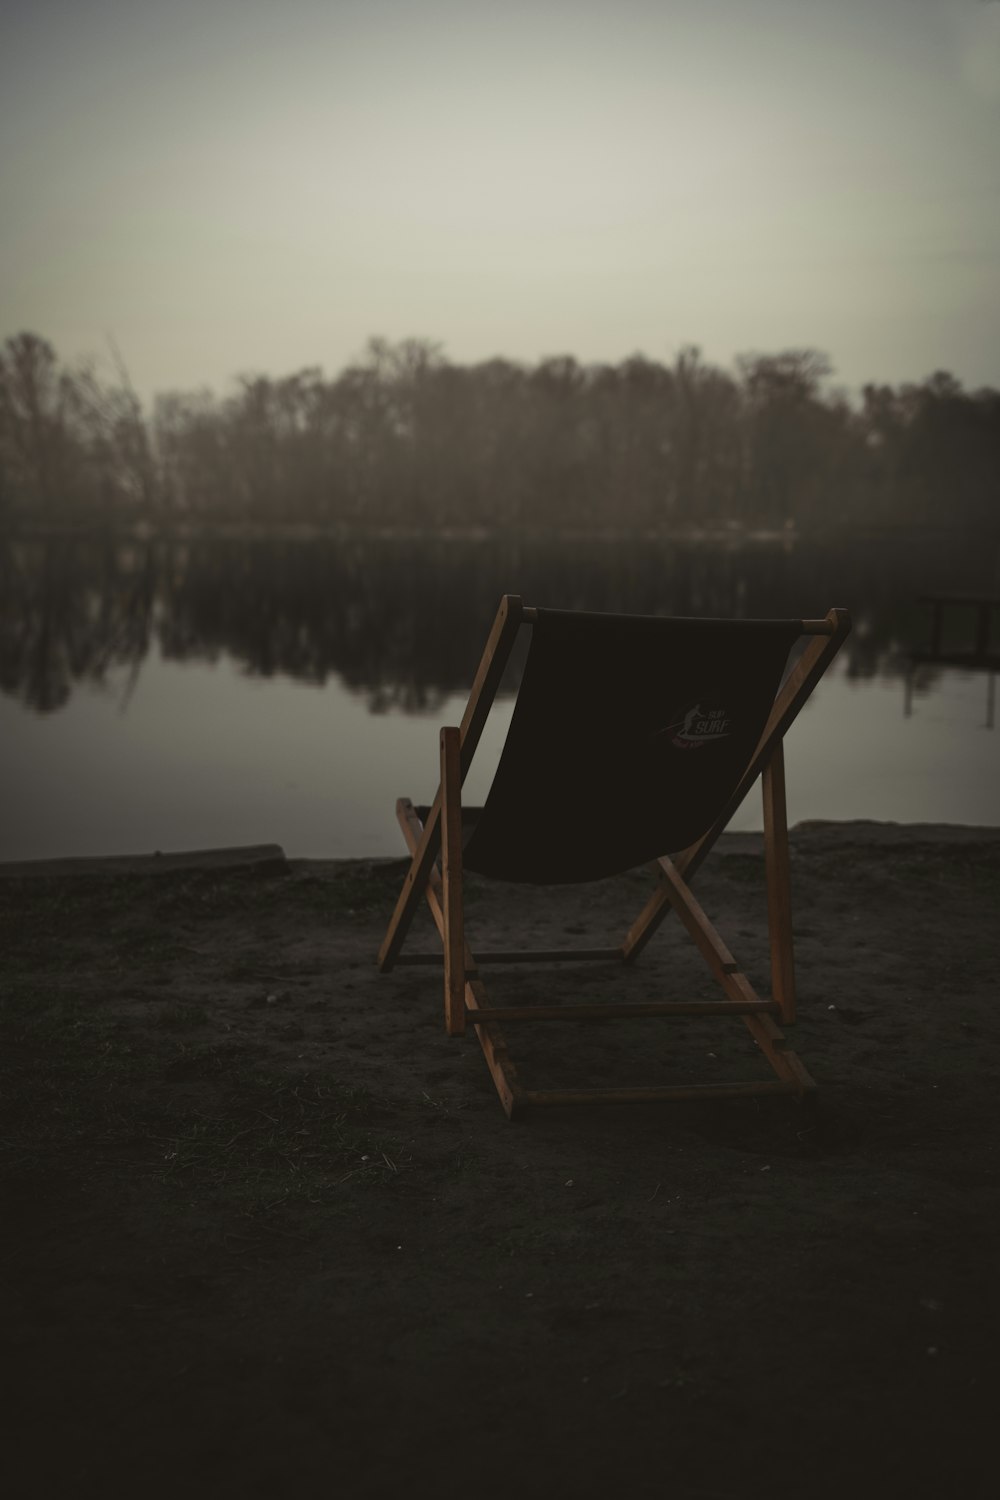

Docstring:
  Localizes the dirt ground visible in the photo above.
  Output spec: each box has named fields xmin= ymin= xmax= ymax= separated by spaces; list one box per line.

xmin=2 ymin=822 xmax=999 ymax=1500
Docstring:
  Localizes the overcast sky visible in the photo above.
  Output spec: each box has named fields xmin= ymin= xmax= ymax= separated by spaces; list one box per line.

xmin=2 ymin=0 xmax=998 ymax=402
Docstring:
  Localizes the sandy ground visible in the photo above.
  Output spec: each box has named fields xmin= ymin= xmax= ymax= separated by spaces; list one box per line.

xmin=2 ymin=821 xmax=999 ymax=1499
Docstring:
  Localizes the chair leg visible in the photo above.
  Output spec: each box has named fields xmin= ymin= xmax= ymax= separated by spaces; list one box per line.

xmin=621 ymin=609 xmax=851 ymax=963
xmin=377 ymin=594 xmax=524 ymax=973
xmin=762 ymin=742 xmax=796 ymax=1024
xmin=440 ymin=727 xmax=466 ymax=1037
xmin=396 ymin=797 xmax=527 ymax=1118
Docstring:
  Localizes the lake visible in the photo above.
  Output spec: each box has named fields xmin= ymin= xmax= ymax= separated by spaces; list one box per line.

xmin=2 ymin=529 xmax=998 ymax=863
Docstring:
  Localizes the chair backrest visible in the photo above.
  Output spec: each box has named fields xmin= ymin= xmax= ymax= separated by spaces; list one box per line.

xmin=462 ymin=609 xmax=802 ymax=883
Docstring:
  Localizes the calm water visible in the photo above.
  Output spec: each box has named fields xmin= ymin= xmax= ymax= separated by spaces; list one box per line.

xmin=2 ymin=530 xmax=998 ymax=862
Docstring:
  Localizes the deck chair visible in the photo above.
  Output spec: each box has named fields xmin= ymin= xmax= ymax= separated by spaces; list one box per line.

xmin=378 ymin=596 xmax=850 ymax=1118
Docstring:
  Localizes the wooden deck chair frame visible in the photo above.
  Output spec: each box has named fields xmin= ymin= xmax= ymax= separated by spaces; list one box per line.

xmin=378 ymin=596 xmax=851 ymax=1118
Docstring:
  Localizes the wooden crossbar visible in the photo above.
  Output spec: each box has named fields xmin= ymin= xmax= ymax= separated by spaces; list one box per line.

xmin=465 ymin=1001 xmax=779 ymax=1023
xmin=394 ymin=947 xmax=623 ymax=967
xmin=526 ymin=1082 xmax=801 ymax=1106
xmin=472 ymin=946 xmax=624 ymax=965
xmin=520 ymin=608 xmax=839 ymax=634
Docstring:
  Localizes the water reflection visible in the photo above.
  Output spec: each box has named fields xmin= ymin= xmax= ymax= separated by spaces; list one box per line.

xmin=3 ymin=529 xmax=999 ymax=717
xmin=904 ymin=594 xmax=1000 ymax=729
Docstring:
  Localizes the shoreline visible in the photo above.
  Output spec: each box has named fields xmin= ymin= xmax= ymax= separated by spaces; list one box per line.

xmin=3 ymin=817 xmax=999 ymax=879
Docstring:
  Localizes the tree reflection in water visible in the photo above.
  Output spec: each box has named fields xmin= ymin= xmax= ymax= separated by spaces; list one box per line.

xmin=2 ymin=529 xmax=996 ymax=717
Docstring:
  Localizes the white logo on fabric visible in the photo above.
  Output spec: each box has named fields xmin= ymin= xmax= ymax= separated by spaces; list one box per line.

xmin=665 ymin=703 xmax=732 ymax=749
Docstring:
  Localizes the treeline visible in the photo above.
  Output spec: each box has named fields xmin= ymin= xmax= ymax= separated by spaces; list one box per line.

xmin=1 ymin=331 xmax=998 ymax=531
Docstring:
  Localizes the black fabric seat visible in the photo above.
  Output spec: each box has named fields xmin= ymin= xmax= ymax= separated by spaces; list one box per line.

xmin=464 ymin=610 xmax=800 ymax=883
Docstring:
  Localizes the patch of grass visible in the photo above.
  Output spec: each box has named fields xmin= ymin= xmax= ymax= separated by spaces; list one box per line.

xmin=419 ymin=1089 xmax=469 ymax=1117
xmin=106 ymin=928 xmax=193 ymax=962
xmin=0 ymin=877 xmax=203 ymax=975
xmin=854 ymin=849 xmax=1000 ymax=896
xmin=161 ymin=1039 xmax=278 ymax=1080
xmin=718 ymin=856 xmax=767 ymax=886
xmin=441 ymin=1149 xmax=482 ymax=1177
xmin=221 ymin=956 xmax=280 ymax=982
xmin=154 ymin=1068 xmax=402 ymax=1207
xmin=1 ymin=989 xmax=130 ymax=1049
xmin=152 ymin=1002 xmax=211 ymax=1030
xmin=930 ymin=853 xmax=1000 ymax=895
xmin=0 ymin=987 xmax=402 ymax=1210
xmin=496 ymin=1220 xmax=588 ymax=1261
xmin=143 ymin=868 xmax=294 ymax=925
xmin=289 ymin=869 xmax=396 ymax=915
